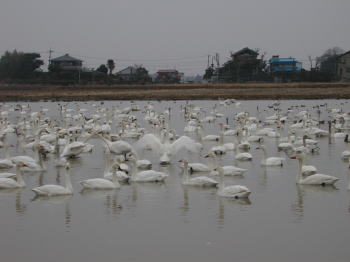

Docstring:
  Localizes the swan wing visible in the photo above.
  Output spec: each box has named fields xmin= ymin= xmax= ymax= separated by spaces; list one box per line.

xmin=135 ymin=134 xmax=163 ymax=152
xmin=302 ymin=174 xmax=339 ymax=185
xmin=0 ymin=173 xmax=16 ymax=179
xmin=188 ymin=163 xmax=211 ymax=172
xmin=133 ymin=170 xmax=168 ymax=182
xmin=80 ymin=178 xmax=116 ymax=189
xmin=0 ymin=178 xmax=20 ymax=188
xmin=32 ymin=185 xmax=69 ymax=196
xmin=188 ymin=176 xmax=218 ymax=186
xmin=171 ymin=136 xmax=201 ymax=155
xmin=219 ymin=185 xmax=250 ymax=197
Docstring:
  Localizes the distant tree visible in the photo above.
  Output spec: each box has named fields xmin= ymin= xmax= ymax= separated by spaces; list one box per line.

xmin=48 ymin=62 xmax=62 ymax=73
xmin=203 ymin=66 xmax=214 ymax=80
xmin=107 ymin=59 xmax=115 ymax=75
xmin=0 ymin=50 xmax=43 ymax=79
xmin=135 ymin=66 xmax=151 ymax=82
xmin=96 ymin=64 xmax=108 ymax=74
xmin=316 ymin=47 xmax=344 ymax=80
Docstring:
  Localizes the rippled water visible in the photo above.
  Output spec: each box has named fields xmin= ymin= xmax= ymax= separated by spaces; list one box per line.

xmin=1 ymin=99 xmax=350 ymax=262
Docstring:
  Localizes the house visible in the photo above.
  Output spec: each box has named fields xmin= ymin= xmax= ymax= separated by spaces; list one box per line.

xmin=269 ymin=56 xmax=302 ymax=73
xmin=155 ymin=70 xmax=181 ymax=83
xmin=116 ymin=65 xmax=152 ymax=83
xmin=216 ymin=47 xmax=266 ymax=82
xmin=231 ymin=47 xmax=259 ymax=65
xmin=116 ymin=66 xmax=139 ymax=81
xmin=337 ymin=51 xmax=350 ymax=81
xmin=50 ymin=54 xmax=83 ymax=71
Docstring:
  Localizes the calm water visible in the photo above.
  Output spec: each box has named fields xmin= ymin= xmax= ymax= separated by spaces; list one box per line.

xmin=0 ymin=99 xmax=350 ymax=262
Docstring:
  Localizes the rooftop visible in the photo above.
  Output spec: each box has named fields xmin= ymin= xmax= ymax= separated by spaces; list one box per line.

xmin=270 ymin=57 xmax=300 ymax=64
xmin=51 ymin=54 xmax=82 ymax=62
xmin=157 ymin=70 xmax=179 ymax=73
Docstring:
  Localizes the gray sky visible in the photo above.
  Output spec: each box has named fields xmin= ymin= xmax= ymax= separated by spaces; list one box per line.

xmin=1 ymin=0 xmax=349 ymax=75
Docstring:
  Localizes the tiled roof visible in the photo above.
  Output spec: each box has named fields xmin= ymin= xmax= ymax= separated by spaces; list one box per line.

xmin=51 ymin=54 xmax=82 ymax=62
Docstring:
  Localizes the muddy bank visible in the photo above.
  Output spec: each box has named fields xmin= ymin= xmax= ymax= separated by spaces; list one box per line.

xmin=0 ymin=82 xmax=350 ymax=101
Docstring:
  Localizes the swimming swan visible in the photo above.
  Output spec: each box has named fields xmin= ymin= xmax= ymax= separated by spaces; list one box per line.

xmin=291 ymin=154 xmax=339 ymax=185
xmin=215 ymin=167 xmax=251 ymax=198
xmin=256 ymin=145 xmax=285 ymax=166
xmin=0 ymin=161 xmax=26 ymax=189
xmin=180 ymin=160 xmax=218 ymax=187
xmin=80 ymin=163 xmax=120 ymax=189
xmin=32 ymin=164 xmax=73 ymax=196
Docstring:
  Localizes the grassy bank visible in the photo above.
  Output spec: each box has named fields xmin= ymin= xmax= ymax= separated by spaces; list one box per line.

xmin=0 ymin=82 xmax=350 ymax=101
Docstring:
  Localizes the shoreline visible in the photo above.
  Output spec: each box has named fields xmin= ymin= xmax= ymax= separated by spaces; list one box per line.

xmin=0 ymin=82 xmax=350 ymax=101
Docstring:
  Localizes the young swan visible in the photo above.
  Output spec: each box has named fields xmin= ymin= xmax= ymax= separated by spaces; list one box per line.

xmin=215 ymin=167 xmax=251 ymax=199
xmin=179 ymin=159 xmax=218 ymax=187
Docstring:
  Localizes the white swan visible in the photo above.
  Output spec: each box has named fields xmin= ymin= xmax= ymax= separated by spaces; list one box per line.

xmin=183 ymin=162 xmax=211 ymax=173
xmin=0 ymin=161 xmax=26 ymax=189
xmin=296 ymin=153 xmax=318 ymax=176
xmin=292 ymin=154 xmax=339 ymax=185
xmin=32 ymin=164 xmax=73 ymax=196
xmin=129 ymin=157 xmax=168 ymax=182
xmin=95 ymin=133 xmax=135 ymax=157
xmin=102 ymin=149 xmax=129 ymax=182
xmin=179 ymin=160 xmax=218 ymax=187
xmin=125 ymin=153 xmax=152 ymax=170
xmin=210 ymin=165 xmax=246 ymax=176
xmin=256 ymin=145 xmax=285 ymax=166
xmin=235 ymin=152 xmax=252 ymax=161
xmin=0 ymin=143 xmax=14 ymax=169
xmin=136 ymin=133 xmax=201 ymax=165
xmin=215 ymin=167 xmax=251 ymax=198
xmin=11 ymin=144 xmax=45 ymax=172
xmin=80 ymin=163 xmax=120 ymax=189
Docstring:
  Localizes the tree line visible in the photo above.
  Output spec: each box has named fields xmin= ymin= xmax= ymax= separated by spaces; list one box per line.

xmin=0 ymin=47 xmax=346 ymax=84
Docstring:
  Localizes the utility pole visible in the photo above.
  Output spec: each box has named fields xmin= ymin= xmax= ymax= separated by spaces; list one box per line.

xmin=48 ymin=49 xmax=54 ymax=68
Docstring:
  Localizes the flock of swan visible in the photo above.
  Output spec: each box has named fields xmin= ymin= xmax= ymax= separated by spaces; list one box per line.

xmin=0 ymin=99 xmax=349 ymax=202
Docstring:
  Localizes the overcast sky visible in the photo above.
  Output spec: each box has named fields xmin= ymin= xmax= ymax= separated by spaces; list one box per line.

xmin=1 ymin=0 xmax=349 ymax=75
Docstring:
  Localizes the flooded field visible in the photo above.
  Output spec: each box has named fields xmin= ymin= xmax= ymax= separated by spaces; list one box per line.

xmin=1 ymin=99 xmax=350 ymax=262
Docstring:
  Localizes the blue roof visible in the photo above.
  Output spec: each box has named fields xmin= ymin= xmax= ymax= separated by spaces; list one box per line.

xmin=270 ymin=57 xmax=299 ymax=64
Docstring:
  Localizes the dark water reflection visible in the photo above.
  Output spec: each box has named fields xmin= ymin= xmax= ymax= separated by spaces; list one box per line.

xmin=0 ymin=99 xmax=350 ymax=261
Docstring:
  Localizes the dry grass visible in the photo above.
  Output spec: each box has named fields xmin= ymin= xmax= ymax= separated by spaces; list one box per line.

xmin=1 ymin=82 xmax=350 ymax=101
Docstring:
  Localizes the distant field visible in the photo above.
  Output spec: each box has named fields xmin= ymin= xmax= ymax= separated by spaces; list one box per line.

xmin=0 ymin=82 xmax=350 ymax=101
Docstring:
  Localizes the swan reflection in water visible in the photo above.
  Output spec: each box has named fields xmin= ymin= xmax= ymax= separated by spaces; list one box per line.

xmin=31 ymin=194 xmax=72 ymax=228
xmin=80 ymin=189 xmax=121 ymax=215
xmin=217 ymin=195 xmax=252 ymax=226
xmin=291 ymin=184 xmax=338 ymax=222
xmin=0 ymin=188 xmax=27 ymax=215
